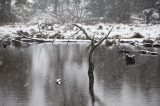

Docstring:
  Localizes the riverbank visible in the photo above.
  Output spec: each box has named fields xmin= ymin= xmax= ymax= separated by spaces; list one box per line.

xmin=0 ymin=22 xmax=160 ymax=49
xmin=0 ymin=22 xmax=160 ymax=39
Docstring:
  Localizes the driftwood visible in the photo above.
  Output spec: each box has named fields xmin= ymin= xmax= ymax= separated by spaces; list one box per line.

xmin=12 ymin=39 xmax=30 ymax=47
xmin=17 ymin=31 xmax=53 ymax=43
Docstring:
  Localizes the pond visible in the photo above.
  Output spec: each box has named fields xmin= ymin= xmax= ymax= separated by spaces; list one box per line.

xmin=0 ymin=43 xmax=160 ymax=106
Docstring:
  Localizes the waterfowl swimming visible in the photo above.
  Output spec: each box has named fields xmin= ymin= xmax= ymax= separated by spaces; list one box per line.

xmin=56 ymin=79 xmax=62 ymax=85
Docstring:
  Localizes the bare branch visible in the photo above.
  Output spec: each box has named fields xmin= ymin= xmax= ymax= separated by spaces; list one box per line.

xmin=70 ymin=30 xmax=81 ymax=38
xmin=17 ymin=31 xmax=45 ymax=43
xmin=95 ymin=26 xmax=114 ymax=48
xmin=72 ymin=24 xmax=96 ymax=41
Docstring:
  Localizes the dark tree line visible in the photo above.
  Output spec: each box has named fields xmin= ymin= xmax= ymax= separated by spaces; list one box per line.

xmin=132 ymin=0 xmax=158 ymax=13
xmin=0 ymin=0 xmax=11 ymax=23
xmin=0 ymin=0 xmax=160 ymax=24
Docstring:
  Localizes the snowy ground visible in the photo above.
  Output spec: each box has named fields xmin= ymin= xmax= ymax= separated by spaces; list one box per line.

xmin=0 ymin=22 xmax=160 ymax=40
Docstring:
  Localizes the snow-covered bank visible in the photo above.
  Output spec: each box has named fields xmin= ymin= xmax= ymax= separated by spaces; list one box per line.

xmin=0 ymin=23 xmax=160 ymax=40
xmin=75 ymin=23 xmax=160 ymax=39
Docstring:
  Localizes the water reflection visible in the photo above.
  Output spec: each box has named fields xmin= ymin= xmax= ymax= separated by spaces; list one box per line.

xmin=88 ymin=60 xmax=95 ymax=106
xmin=0 ymin=44 xmax=160 ymax=106
xmin=29 ymin=45 xmax=49 ymax=106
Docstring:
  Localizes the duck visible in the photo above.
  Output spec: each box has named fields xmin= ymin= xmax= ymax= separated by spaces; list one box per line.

xmin=56 ymin=79 xmax=62 ymax=85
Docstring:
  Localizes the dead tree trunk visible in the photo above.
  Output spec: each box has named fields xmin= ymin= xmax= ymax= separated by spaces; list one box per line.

xmin=73 ymin=23 xmax=114 ymax=105
xmin=88 ymin=27 xmax=113 ymax=105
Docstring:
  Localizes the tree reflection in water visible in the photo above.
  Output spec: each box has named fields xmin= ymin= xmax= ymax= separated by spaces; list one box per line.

xmin=88 ymin=60 xmax=95 ymax=106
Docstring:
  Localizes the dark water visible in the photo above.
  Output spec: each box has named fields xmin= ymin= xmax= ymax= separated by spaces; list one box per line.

xmin=0 ymin=43 xmax=160 ymax=106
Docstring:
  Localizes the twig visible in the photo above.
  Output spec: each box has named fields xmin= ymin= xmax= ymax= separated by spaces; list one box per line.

xmin=70 ymin=30 xmax=81 ymax=38
xmin=52 ymin=34 xmax=60 ymax=44
xmin=94 ymin=26 xmax=114 ymax=49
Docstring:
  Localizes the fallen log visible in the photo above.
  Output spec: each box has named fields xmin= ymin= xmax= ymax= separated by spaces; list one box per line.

xmin=17 ymin=31 xmax=49 ymax=43
xmin=12 ymin=39 xmax=30 ymax=47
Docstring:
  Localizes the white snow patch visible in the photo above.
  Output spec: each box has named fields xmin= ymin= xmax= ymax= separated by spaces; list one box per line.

xmin=0 ymin=23 xmax=160 ymax=39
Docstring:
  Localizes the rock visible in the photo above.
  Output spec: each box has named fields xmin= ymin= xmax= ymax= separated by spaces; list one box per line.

xmin=101 ymin=32 xmax=105 ymax=35
xmin=153 ymin=44 xmax=160 ymax=48
xmin=149 ymin=52 xmax=159 ymax=56
xmin=118 ymin=40 xmax=132 ymax=44
xmin=98 ymin=25 xmax=103 ymax=30
xmin=143 ymin=43 xmax=153 ymax=47
xmin=143 ymin=39 xmax=154 ymax=44
xmin=139 ymin=50 xmax=150 ymax=54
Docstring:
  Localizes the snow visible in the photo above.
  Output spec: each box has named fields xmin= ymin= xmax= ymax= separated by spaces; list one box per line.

xmin=27 ymin=0 xmax=34 ymax=3
xmin=0 ymin=22 xmax=160 ymax=40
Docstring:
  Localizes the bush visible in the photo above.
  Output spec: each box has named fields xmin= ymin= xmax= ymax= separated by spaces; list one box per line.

xmin=131 ymin=32 xmax=144 ymax=38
